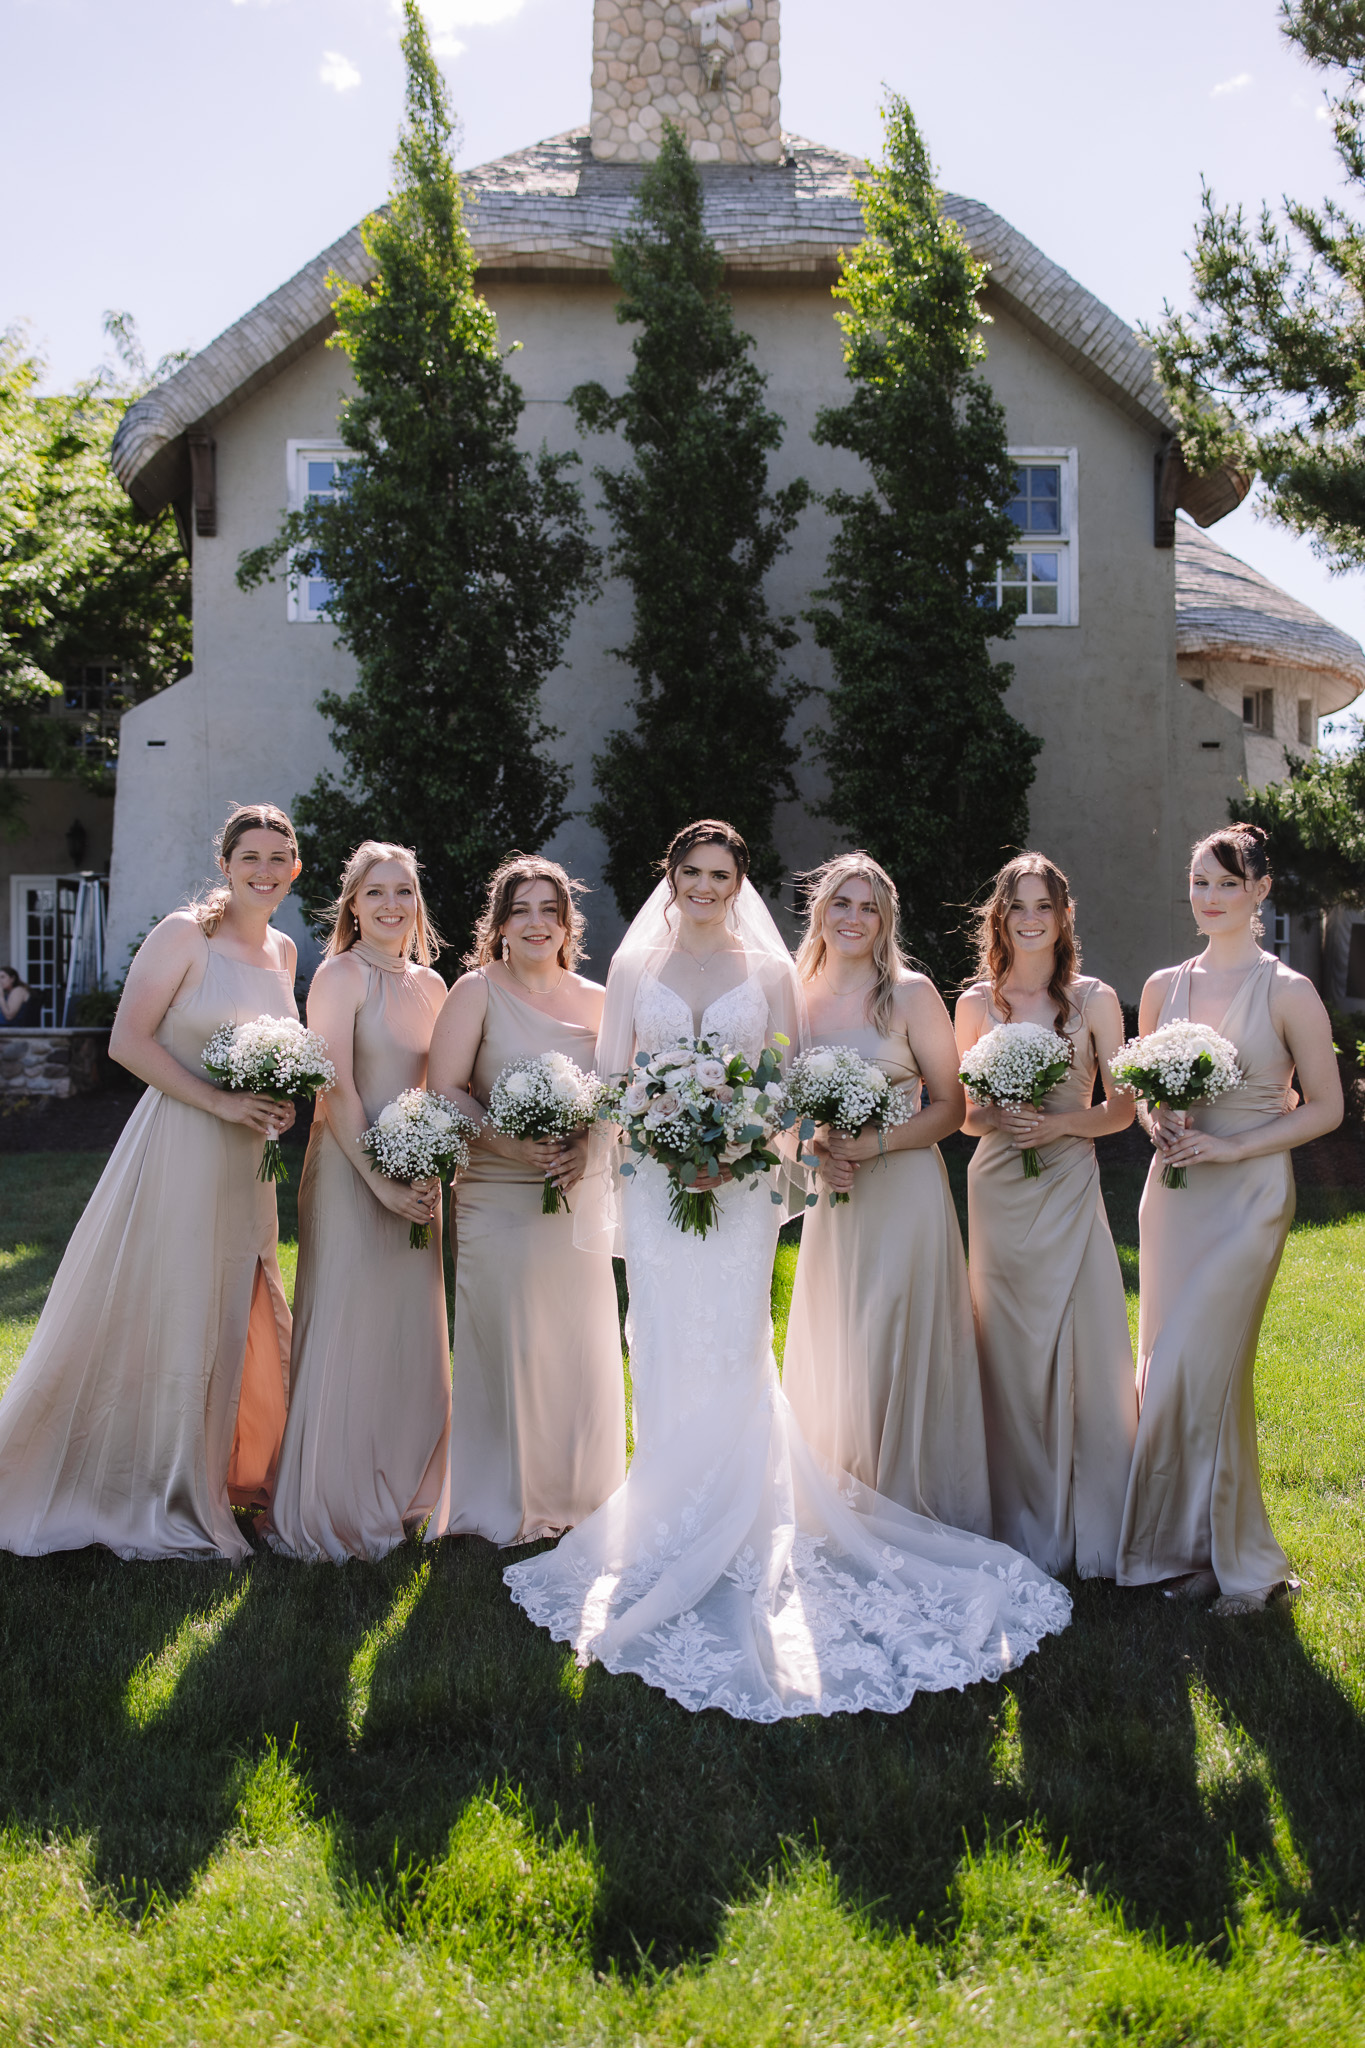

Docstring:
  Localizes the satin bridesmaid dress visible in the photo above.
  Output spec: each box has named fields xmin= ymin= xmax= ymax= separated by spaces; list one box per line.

xmin=0 ymin=933 xmax=294 ymax=1561
xmin=782 ymin=1017 xmax=992 ymax=1534
xmin=1117 ymin=952 xmax=1295 ymax=1598
xmin=267 ymin=943 xmax=450 ymax=1563
xmin=426 ymin=974 xmax=626 ymax=1547
xmin=966 ymin=978 xmax=1137 ymax=1579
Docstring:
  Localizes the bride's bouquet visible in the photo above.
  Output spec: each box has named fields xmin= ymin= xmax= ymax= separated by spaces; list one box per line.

xmin=486 ymin=1051 xmax=606 ymax=1215
xmin=202 ymin=1014 xmax=336 ymax=1184
xmin=958 ymin=1021 xmax=1074 ymax=1179
xmin=601 ymin=1035 xmax=795 ymax=1239
xmin=786 ymin=1043 xmax=916 ymax=1205
xmin=360 ymin=1089 xmax=480 ymax=1247
xmin=1110 ymin=1021 xmax=1244 ymax=1189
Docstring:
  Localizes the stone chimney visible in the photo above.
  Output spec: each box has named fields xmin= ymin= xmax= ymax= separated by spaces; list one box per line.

xmin=590 ymin=0 xmax=783 ymax=165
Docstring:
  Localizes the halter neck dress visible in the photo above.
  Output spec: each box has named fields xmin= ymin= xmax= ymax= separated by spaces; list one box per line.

xmin=0 ymin=933 xmax=294 ymax=1561
xmin=267 ymin=943 xmax=450 ymax=1562
xmin=1117 ymin=951 xmax=1295 ymax=1596
xmin=782 ymin=1011 xmax=991 ymax=1534
xmin=425 ymin=972 xmax=626 ymax=1547
xmin=966 ymin=977 xmax=1137 ymax=1578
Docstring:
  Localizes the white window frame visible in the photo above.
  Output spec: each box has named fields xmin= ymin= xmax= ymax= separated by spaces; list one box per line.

xmin=996 ymin=447 xmax=1079 ymax=627
xmin=9 ymin=875 xmax=59 ymax=1027
xmin=285 ymin=440 xmax=354 ymax=623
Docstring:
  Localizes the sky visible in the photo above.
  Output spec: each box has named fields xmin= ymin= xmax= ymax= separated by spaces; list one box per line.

xmin=4 ymin=0 xmax=1364 ymax=719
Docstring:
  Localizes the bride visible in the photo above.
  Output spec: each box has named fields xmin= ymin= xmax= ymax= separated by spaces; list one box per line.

xmin=504 ymin=819 xmax=1072 ymax=1720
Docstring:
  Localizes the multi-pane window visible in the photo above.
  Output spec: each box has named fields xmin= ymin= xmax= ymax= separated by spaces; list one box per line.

xmin=1243 ymin=687 xmax=1274 ymax=735
xmin=1268 ymin=905 xmax=1291 ymax=963
xmin=994 ymin=450 xmax=1078 ymax=624
xmin=286 ymin=444 xmax=354 ymax=623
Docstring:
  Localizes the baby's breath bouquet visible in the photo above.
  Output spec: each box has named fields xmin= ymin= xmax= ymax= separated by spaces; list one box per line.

xmin=601 ymin=1035 xmax=796 ymax=1238
xmin=958 ymin=1021 xmax=1074 ymax=1180
xmin=360 ymin=1089 xmax=479 ymax=1247
xmin=787 ymin=1044 xmax=916 ymax=1205
xmin=1110 ymin=1021 xmax=1244 ymax=1189
xmin=486 ymin=1051 xmax=606 ymax=1215
xmin=202 ymin=1015 xmax=336 ymax=1184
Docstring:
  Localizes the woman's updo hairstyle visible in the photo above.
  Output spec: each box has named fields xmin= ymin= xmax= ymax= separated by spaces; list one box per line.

xmin=1191 ymin=823 xmax=1272 ymax=939
xmin=662 ymin=819 xmax=750 ymax=909
xmin=322 ymin=840 xmax=442 ymax=965
xmin=192 ymin=802 xmax=299 ymax=937
xmin=466 ymin=853 xmax=586 ymax=971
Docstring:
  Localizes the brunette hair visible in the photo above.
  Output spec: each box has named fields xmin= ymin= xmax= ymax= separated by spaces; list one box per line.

xmin=466 ymin=854 xmax=586 ymax=971
xmin=1190 ymin=823 xmax=1272 ymax=939
xmin=794 ymin=852 xmax=915 ymax=1036
xmin=191 ymin=803 xmax=299 ymax=937
xmin=0 ymin=967 xmax=18 ymax=989
xmin=322 ymin=840 xmax=442 ymax=965
xmin=970 ymin=852 xmax=1080 ymax=1032
xmin=661 ymin=819 xmax=750 ymax=911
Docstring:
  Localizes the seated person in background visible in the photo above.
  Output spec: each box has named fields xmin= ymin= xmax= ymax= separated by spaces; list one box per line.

xmin=0 ymin=968 xmax=36 ymax=1026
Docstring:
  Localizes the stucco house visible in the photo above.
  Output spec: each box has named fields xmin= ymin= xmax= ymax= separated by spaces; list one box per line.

xmin=88 ymin=0 xmax=1346 ymax=1005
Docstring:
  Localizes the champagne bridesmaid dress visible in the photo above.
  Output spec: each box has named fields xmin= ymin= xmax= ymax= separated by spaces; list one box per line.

xmin=0 ymin=934 xmax=294 ymax=1562
xmin=966 ymin=978 xmax=1137 ymax=1578
xmin=267 ymin=944 xmax=450 ymax=1563
xmin=782 ymin=1019 xmax=992 ymax=1534
xmin=1117 ymin=952 xmax=1294 ymax=1597
xmin=426 ymin=975 xmax=626 ymax=1546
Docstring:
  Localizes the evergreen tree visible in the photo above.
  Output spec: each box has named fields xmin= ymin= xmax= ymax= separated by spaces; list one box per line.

xmin=806 ymin=94 xmax=1039 ymax=986
xmin=237 ymin=1 xmax=598 ymax=957
xmin=1154 ymin=2 xmax=1365 ymax=568
xmin=571 ymin=123 xmax=810 ymax=914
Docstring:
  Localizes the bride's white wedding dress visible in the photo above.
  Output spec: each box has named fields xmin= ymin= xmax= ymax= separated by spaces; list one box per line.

xmin=503 ymin=963 xmax=1072 ymax=1722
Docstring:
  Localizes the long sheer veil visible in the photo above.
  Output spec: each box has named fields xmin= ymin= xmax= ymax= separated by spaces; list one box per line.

xmin=575 ymin=878 xmax=809 ymax=1255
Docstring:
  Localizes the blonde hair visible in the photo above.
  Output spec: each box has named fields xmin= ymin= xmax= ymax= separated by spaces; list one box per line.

xmin=795 ymin=852 xmax=915 ymax=1036
xmin=970 ymin=852 xmax=1080 ymax=1031
xmin=322 ymin=840 xmax=442 ymax=966
xmin=466 ymin=854 xmax=586 ymax=971
xmin=192 ymin=803 xmax=298 ymax=937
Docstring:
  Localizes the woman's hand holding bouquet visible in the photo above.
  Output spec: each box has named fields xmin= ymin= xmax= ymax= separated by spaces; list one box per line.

xmin=1110 ymin=1021 xmax=1243 ymax=1188
xmin=958 ymin=1021 xmax=1074 ymax=1179
xmin=601 ymin=1035 xmax=796 ymax=1238
xmin=486 ymin=1052 xmax=605 ymax=1215
xmin=202 ymin=1015 xmax=336 ymax=1183
xmin=361 ymin=1089 xmax=480 ymax=1247
xmin=787 ymin=1044 xmax=915 ymax=1205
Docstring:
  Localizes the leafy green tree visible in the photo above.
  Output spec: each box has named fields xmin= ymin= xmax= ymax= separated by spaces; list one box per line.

xmin=1232 ymin=733 xmax=1365 ymax=911
xmin=571 ymin=122 xmax=810 ymax=914
xmin=237 ymin=1 xmax=598 ymax=957
xmin=0 ymin=321 xmax=191 ymax=834
xmin=807 ymin=93 xmax=1038 ymax=985
xmin=1153 ymin=1 xmax=1365 ymax=567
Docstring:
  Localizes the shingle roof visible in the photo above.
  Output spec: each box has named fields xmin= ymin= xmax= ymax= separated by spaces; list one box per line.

xmin=1176 ymin=517 xmax=1365 ymax=710
xmin=111 ymin=128 xmax=1177 ymax=518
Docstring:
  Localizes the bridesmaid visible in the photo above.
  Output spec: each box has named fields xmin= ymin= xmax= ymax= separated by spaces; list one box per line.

xmin=0 ymin=802 xmax=300 ymax=1561
xmin=783 ymin=853 xmax=991 ymax=1534
xmin=1116 ymin=824 xmax=1341 ymax=1614
xmin=955 ymin=854 xmax=1137 ymax=1580
xmin=267 ymin=842 xmax=450 ymax=1564
xmin=424 ymin=856 xmax=626 ymax=1547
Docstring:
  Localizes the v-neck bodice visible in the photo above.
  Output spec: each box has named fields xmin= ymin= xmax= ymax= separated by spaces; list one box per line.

xmin=635 ymin=969 xmax=770 ymax=1063
xmin=1159 ymin=952 xmax=1291 ymax=1129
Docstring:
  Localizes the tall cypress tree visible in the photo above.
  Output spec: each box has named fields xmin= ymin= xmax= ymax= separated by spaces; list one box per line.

xmin=238 ymin=2 xmax=599 ymax=957
xmin=572 ymin=123 xmax=810 ymax=914
xmin=808 ymin=94 xmax=1040 ymax=986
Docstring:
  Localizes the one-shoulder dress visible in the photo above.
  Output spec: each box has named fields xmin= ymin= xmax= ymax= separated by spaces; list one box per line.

xmin=966 ymin=978 xmax=1137 ymax=1578
xmin=0 ymin=936 xmax=294 ymax=1561
xmin=1117 ymin=952 xmax=1295 ymax=1597
xmin=267 ymin=946 xmax=450 ymax=1562
xmin=782 ymin=1017 xmax=991 ymax=1532
xmin=426 ymin=974 xmax=627 ymax=1546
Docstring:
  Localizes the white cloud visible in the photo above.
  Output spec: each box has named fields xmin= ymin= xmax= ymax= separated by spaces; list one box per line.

xmin=1211 ymin=71 xmax=1252 ymax=98
xmin=389 ymin=0 xmax=525 ymax=50
xmin=320 ymin=49 xmax=362 ymax=91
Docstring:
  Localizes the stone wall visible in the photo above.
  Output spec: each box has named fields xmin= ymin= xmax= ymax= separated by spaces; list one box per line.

xmin=0 ymin=1029 xmax=110 ymax=1099
xmin=590 ymin=0 xmax=782 ymax=163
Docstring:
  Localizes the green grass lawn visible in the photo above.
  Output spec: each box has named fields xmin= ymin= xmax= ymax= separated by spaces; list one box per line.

xmin=1 ymin=1144 xmax=1364 ymax=2042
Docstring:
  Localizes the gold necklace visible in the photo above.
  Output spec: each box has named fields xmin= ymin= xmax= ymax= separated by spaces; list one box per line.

xmin=818 ymin=967 xmax=877 ymax=999
xmin=504 ymin=955 xmax=566 ymax=996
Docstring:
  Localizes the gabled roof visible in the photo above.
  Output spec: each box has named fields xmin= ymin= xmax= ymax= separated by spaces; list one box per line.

xmin=112 ymin=128 xmax=1178 ymax=521
xmin=1176 ymin=517 xmax=1365 ymax=711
